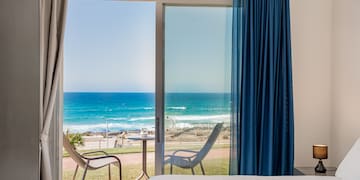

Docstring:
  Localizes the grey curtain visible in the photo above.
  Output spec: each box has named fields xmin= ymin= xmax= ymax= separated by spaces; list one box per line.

xmin=39 ymin=0 xmax=67 ymax=179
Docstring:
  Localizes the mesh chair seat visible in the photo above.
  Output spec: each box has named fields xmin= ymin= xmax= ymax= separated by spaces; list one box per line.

xmin=164 ymin=123 xmax=224 ymax=175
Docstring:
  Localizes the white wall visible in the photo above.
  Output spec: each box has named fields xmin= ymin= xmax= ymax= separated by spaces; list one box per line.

xmin=291 ymin=0 xmax=360 ymax=167
xmin=290 ymin=0 xmax=334 ymax=166
xmin=0 ymin=0 xmax=40 ymax=179
xmin=331 ymin=0 xmax=360 ymax=165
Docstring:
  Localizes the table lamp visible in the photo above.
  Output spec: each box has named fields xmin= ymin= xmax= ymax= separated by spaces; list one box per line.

xmin=313 ymin=144 xmax=328 ymax=173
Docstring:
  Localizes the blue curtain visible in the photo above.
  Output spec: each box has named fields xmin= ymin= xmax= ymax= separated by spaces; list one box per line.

xmin=230 ymin=0 xmax=294 ymax=176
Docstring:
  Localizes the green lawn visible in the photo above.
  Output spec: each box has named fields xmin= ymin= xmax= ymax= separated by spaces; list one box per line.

xmin=63 ymin=158 xmax=229 ymax=180
xmin=64 ymin=144 xmax=229 ymax=179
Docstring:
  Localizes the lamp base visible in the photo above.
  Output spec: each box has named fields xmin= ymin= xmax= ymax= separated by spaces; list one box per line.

xmin=315 ymin=160 xmax=327 ymax=173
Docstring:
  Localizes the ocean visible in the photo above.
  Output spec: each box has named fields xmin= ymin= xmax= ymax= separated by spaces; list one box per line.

xmin=64 ymin=92 xmax=231 ymax=133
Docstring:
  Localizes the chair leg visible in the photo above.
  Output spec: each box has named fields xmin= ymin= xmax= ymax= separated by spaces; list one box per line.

xmin=170 ymin=164 xmax=173 ymax=174
xmin=118 ymin=162 xmax=122 ymax=180
xmin=200 ymin=161 xmax=205 ymax=175
xmin=191 ymin=167 xmax=195 ymax=175
xmin=108 ymin=164 xmax=111 ymax=180
xmin=73 ymin=165 xmax=79 ymax=180
xmin=82 ymin=162 xmax=89 ymax=180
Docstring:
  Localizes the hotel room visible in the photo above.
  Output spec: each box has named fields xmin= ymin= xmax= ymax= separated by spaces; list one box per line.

xmin=0 ymin=0 xmax=359 ymax=180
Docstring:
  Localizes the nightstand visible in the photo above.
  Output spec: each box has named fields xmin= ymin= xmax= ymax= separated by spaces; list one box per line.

xmin=294 ymin=167 xmax=337 ymax=176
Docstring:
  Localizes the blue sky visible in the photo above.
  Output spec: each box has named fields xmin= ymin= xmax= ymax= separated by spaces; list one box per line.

xmin=64 ymin=0 xmax=232 ymax=93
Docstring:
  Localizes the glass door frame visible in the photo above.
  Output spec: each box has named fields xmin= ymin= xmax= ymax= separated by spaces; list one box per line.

xmin=154 ymin=0 xmax=232 ymax=175
xmin=57 ymin=0 xmax=233 ymax=178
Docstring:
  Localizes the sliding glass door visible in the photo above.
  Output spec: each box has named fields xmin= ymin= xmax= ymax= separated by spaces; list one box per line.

xmin=161 ymin=5 xmax=232 ymax=175
xmin=61 ymin=1 xmax=232 ymax=179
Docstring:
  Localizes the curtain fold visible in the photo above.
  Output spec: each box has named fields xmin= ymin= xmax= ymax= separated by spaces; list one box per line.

xmin=231 ymin=0 xmax=294 ymax=176
xmin=39 ymin=0 xmax=67 ymax=179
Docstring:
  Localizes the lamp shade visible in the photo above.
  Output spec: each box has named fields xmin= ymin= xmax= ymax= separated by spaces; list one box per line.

xmin=313 ymin=144 xmax=328 ymax=159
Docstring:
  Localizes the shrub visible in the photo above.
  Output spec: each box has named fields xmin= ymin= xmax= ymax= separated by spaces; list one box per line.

xmin=66 ymin=130 xmax=84 ymax=149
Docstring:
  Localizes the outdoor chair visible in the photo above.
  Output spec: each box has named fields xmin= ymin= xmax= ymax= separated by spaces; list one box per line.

xmin=164 ymin=123 xmax=223 ymax=175
xmin=63 ymin=134 xmax=122 ymax=180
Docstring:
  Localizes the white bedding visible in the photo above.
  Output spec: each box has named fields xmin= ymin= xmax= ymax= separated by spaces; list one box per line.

xmin=150 ymin=175 xmax=340 ymax=180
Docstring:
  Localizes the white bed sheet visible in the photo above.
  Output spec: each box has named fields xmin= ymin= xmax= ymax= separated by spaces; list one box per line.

xmin=150 ymin=175 xmax=340 ymax=180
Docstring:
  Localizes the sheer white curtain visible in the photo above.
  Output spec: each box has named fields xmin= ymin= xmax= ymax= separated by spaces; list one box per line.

xmin=39 ymin=0 xmax=67 ymax=179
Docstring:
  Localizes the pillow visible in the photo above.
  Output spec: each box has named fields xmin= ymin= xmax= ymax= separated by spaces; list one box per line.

xmin=335 ymin=137 xmax=360 ymax=180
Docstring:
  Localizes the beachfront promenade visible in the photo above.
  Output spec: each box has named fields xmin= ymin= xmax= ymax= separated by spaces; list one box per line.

xmin=73 ymin=122 xmax=230 ymax=150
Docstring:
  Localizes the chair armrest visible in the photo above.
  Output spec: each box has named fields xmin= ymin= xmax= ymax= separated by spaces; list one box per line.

xmin=83 ymin=155 xmax=122 ymax=167
xmin=85 ymin=155 xmax=120 ymax=161
xmin=81 ymin=150 xmax=109 ymax=156
xmin=165 ymin=154 xmax=195 ymax=160
xmin=172 ymin=149 xmax=199 ymax=156
xmin=168 ymin=149 xmax=199 ymax=159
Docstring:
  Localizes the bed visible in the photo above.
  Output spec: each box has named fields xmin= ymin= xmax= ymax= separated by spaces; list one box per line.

xmin=151 ymin=175 xmax=340 ymax=180
xmin=151 ymin=138 xmax=360 ymax=180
